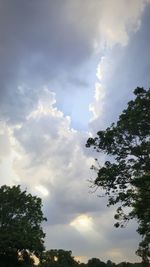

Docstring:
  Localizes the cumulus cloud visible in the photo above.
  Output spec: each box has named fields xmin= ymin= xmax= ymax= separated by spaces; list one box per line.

xmin=1 ymin=0 xmax=150 ymax=263
xmin=7 ymin=89 xmax=103 ymax=226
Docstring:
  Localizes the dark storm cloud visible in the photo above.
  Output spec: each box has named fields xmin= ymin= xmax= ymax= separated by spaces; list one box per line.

xmin=0 ymin=0 xmax=99 ymax=123
xmin=0 ymin=0 xmax=93 ymax=73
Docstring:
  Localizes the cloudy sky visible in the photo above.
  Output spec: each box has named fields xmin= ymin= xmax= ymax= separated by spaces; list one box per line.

xmin=0 ymin=0 xmax=150 ymax=263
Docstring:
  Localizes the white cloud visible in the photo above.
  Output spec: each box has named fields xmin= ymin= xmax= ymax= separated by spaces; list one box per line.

xmin=4 ymin=88 xmax=97 ymax=221
xmin=66 ymin=0 xmax=149 ymax=50
xmin=0 ymin=123 xmax=11 ymax=160
xmin=70 ymin=214 xmax=94 ymax=233
xmin=89 ymin=0 xmax=150 ymax=131
xmin=89 ymin=82 xmax=105 ymax=122
xmin=98 ymin=0 xmax=148 ymax=47
xmin=35 ymin=184 xmax=50 ymax=197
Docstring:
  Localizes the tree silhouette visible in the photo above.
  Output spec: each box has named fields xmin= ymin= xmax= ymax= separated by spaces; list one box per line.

xmin=86 ymin=87 xmax=150 ymax=263
xmin=0 ymin=185 xmax=47 ymax=267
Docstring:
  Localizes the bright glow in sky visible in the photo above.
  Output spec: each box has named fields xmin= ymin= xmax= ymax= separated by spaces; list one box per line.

xmin=0 ymin=0 xmax=150 ymax=263
xmin=35 ymin=185 xmax=49 ymax=197
xmin=70 ymin=214 xmax=93 ymax=232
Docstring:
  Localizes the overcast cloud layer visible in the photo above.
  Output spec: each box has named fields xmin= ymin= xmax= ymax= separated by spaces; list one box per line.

xmin=0 ymin=0 xmax=150 ymax=263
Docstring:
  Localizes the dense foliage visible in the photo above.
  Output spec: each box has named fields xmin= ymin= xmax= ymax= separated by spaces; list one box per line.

xmin=86 ymin=87 xmax=150 ymax=262
xmin=0 ymin=185 xmax=47 ymax=267
xmin=41 ymin=249 xmax=78 ymax=267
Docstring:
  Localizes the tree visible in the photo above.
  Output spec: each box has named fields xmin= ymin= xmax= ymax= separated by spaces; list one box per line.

xmin=86 ymin=87 xmax=150 ymax=263
xmin=0 ymin=185 xmax=47 ymax=267
xmin=87 ymin=258 xmax=106 ymax=267
xmin=41 ymin=249 xmax=78 ymax=267
xmin=106 ymin=260 xmax=116 ymax=267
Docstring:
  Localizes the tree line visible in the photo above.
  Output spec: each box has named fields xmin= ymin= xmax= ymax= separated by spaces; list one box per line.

xmin=40 ymin=249 xmax=150 ymax=267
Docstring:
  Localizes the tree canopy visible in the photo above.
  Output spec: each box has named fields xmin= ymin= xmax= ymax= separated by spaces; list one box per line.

xmin=39 ymin=250 xmax=150 ymax=267
xmin=87 ymin=258 xmax=106 ymax=267
xmin=86 ymin=87 xmax=150 ymax=263
xmin=0 ymin=185 xmax=47 ymax=266
xmin=41 ymin=249 xmax=78 ymax=267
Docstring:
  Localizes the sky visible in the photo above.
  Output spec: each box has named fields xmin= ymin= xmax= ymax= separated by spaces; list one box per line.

xmin=0 ymin=0 xmax=150 ymax=263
